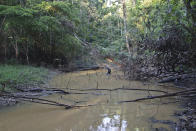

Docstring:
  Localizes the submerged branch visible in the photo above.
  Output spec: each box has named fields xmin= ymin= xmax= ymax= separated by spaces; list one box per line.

xmin=1 ymin=93 xmax=72 ymax=109
xmin=15 ymin=86 xmax=88 ymax=95
xmin=0 ymin=93 xmax=96 ymax=109
xmin=67 ymin=87 xmax=168 ymax=94
xmin=119 ymin=88 xmax=196 ymax=103
xmin=159 ymin=73 xmax=196 ymax=83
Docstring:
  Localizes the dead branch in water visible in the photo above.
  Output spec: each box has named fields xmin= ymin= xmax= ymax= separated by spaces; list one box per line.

xmin=66 ymin=87 xmax=168 ymax=94
xmin=0 ymin=93 xmax=94 ymax=109
xmin=15 ymin=86 xmax=88 ymax=95
xmin=159 ymin=73 xmax=196 ymax=83
xmin=1 ymin=93 xmax=72 ymax=109
xmin=118 ymin=88 xmax=196 ymax=103
xmin=21 ymin=99 xmax=95 ymax=109
xmin=59 ymin=65 xmax=101 ymax=72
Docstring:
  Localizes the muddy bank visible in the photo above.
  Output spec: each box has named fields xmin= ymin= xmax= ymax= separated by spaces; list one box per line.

xmin=154 ymin=76 xmax=196 ymax=131
xmin=0 ymin=63 xmax=102 ymax=107
xmin=152 ymin=74 xmax=196 ymax=131
xmin=122 ymin=59 xmax=196 ymax=130
xmin=175 ymin=101 xmax=196 ymax=131
xmin=174 ymin=77 xmax=196 ymax=131
xmin=0 ymin=69 xmax=59 ymax=107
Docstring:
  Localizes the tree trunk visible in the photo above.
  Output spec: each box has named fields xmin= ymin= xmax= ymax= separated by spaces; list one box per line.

xmin=14 ymin=41 xmax=19 ymax=59
xmin=4 ymin=46 xmax=6 ymax=59
xmin=122 ymin=0 xmax=131 ymax=54
xmin=26 ymin=42 xmax=29 ymax=64
xmin=183 ymin=0 xmax=196 ymax=23
xmin=183 ymin=0 xmax=196 ymax=47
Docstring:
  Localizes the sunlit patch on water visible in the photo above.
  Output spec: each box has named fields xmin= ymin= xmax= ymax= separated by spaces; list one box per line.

xmin=90 ymin=114 xmax=127 ymax=131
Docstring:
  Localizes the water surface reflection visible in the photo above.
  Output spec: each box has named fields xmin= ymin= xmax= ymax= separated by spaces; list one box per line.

xmin=90 ymin=114 xmax=127 ymax=131
xmin=0 ymin=69 xmax=182 ymax=131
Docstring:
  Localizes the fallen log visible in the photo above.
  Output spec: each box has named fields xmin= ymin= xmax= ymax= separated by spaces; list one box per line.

xmin=1 ymin=93 xmax=72 ymax=109
xmin=119 ymin=88 xmax=196 ymax=103
xmin=21 ymin=99 xmax=95 ymax=109
xmin=77 ymin=65 xmax=101 ymax=71
xmin=60 ymin=65 xmax=102 ymax=72
xmin=0 ymin=93 xmax=95 ymax=109
xmin=15 ymin=87 xmax=89 ymax=95
xmin=15 ymin=86 xmax=70 ymax=94
xmin=159 ymin=73 xmax=196 ymax=83
xmin=67 ymin=87 xmax=168 ymax=94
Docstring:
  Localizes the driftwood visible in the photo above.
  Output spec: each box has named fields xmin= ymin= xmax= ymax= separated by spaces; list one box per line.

xmin=60 ymin=65 xmax=101 ymax=72
xmin=67 ymin=87 xmax=168 ymax=94
xmin=4 ymin=84 xmax=194 ymax=108
xmin=159 ymin=73 xmax=196 ymax=83
xmin=15 ymin=86 xmax=88 ymax=95
xmin=119 ymin=88 xmax=196 ymax=103
xmin=77 ymin=65 xmax=101 ymax=71
xmin=0 ymin=93 xmax=94 ymax=109
xmin=17 ymin=87 xmax=69 ymax=94
xmin=21 ymin=99 xmax=95 ymax=109
xmin=1 ymin=93 xmax=72 ymax=109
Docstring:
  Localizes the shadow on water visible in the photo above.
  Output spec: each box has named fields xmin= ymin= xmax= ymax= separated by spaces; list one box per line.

xmin=0 ymin=69 xmax=183 ymax=131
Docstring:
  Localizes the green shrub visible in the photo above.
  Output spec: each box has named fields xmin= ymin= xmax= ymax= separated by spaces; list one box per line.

xmin=0 ymin=64 xmax=48 ymax=92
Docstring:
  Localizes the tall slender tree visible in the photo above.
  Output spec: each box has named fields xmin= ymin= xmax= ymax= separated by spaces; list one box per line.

xmin=122 ymin=0 xmax=131 ymax=54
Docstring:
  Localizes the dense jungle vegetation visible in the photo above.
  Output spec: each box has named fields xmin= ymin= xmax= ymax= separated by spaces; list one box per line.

xmin=0 ymin=0 xmax=195 ymax=77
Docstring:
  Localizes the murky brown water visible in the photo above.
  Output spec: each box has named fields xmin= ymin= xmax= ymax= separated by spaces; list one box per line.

xmin=0 ymin=69 xmax=183 ymax=131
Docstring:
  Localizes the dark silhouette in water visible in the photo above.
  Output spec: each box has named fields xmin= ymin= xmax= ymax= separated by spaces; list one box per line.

xmin=106 ymin=66 xmax=111 ymax=75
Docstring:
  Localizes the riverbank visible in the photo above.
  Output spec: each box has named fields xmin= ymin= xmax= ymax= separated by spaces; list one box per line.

xmin=157 ymin=72 xmax=196 ymax=131
xmin=121 ymin=58 xmax=196 ymax=130
xmin=0 ymin=64 xmax=58 ymax=106
xmin=174 ymin=78 xmax=196 ymax=131
xmin=0 ymin=61 xmax=101 ymax=107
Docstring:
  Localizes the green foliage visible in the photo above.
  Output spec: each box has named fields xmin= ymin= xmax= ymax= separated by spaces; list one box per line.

xmin=0 ymin=0 xmax=84 ymax=65
xmin=127 ymin=0 xmax=195 ymax=43
xmin=55 ymin=34 xmax=82 ymax=60
xmin=0 ymin=5 xmax=34 ymax=17
xmin=0 ymin=0 xmax=195 ymax=68
xmin=0 ymin=65 xmax=48 ymax=91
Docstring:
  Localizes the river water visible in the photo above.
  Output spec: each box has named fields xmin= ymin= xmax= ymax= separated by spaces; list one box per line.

xmin=0 ymin=69 xmax=183 ymax=131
